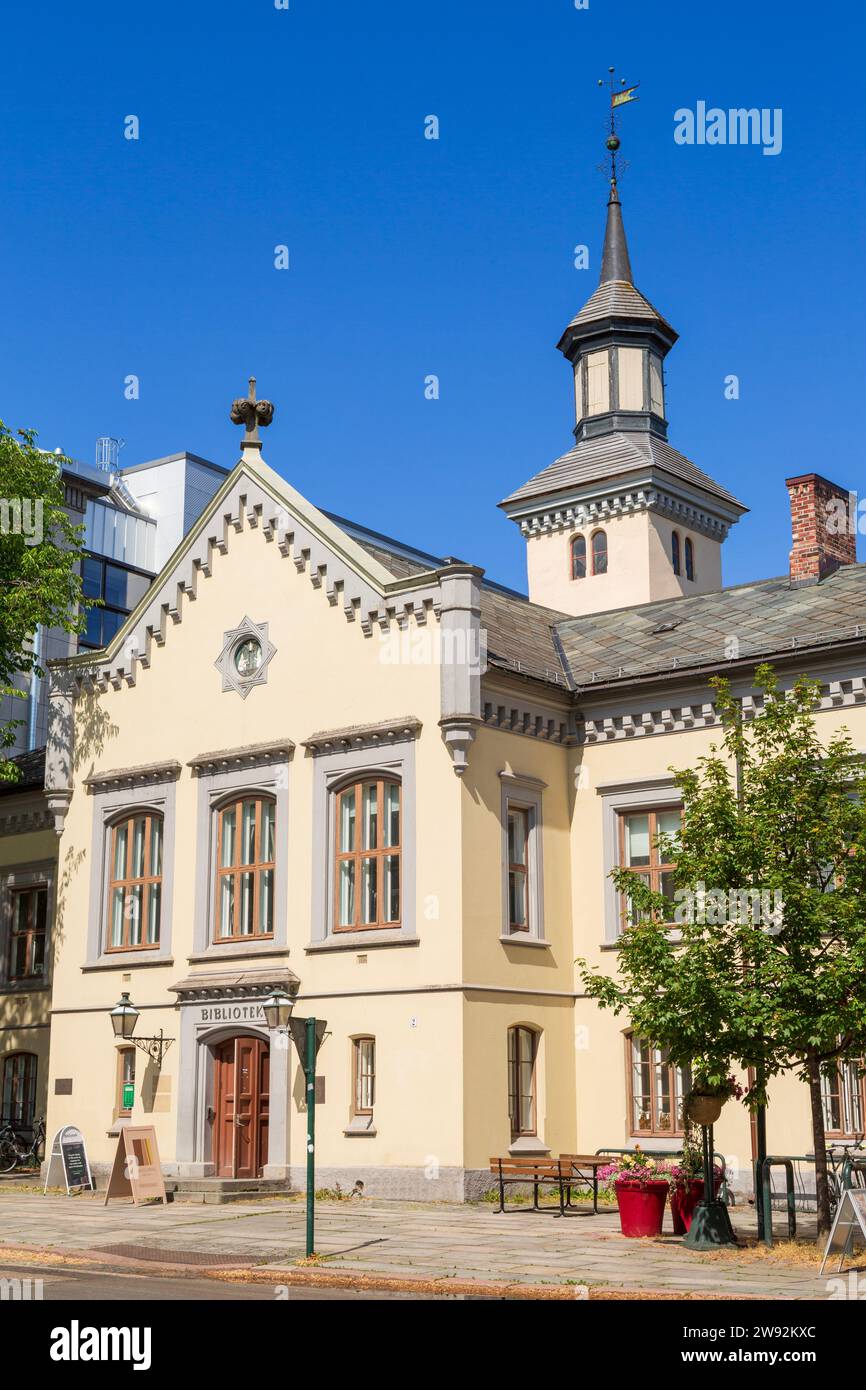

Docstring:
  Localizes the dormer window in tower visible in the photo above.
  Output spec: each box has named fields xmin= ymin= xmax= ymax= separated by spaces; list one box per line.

xmin=571 ymin=534 xmax=587 ymax=580
xmin=586 ymin=350 xmax=610 ymax=416
xmin=671 ymin=531 xmax=681 ymax=576
xmin=684 ymin=536 xmax=695 ymax=582
xmin=591 ymin=529 xmax=608 ymax=576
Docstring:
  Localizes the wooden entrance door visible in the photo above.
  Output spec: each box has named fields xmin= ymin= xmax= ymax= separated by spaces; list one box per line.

xmin=213 ymin=1036 xmax=270 ymax=1179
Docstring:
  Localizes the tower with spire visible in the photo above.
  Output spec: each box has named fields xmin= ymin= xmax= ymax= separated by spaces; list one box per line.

xmin=500 ymin=84 xmax=746 ymax=617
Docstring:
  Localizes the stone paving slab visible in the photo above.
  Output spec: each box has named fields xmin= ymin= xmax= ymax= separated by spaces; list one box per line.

xmin=0 ymin=1191 xmax=845 ymax=1298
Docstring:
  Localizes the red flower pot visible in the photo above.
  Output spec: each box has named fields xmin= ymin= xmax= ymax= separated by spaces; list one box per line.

xmin=670 ymin=1175 xmax=722 ymax=1235
xmin=615 ymin=1179 xmax=669 ymax=1237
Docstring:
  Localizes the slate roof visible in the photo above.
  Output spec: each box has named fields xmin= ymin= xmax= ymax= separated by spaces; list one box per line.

xmin=561 ymin=279 xmax=674 ymax=334
xmin=556 ymin=563 xmax=866 ymax=690
xmin=0 ymin=746 xmax=46 ymax=795
xmin=500 ymin=432 xmax=747 ymax=512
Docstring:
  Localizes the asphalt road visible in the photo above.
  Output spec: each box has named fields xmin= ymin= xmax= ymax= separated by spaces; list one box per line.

xmin=0 ymin=1262 xmax=456 ymax=1301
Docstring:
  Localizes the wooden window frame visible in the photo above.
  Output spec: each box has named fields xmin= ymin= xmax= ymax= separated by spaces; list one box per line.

xmin=8 ymin=884 xmax=48 ymax=981
xmin=617 ymin=806 xmax=681 ymax=933
xmin=507 ymin=1026 xmax=538 ymax=1139
xmin=334 ymin=778 xmax=401 ymax=933
xmin=591 ymin=528 xmax=608 ymax=576
xmin=1 ymin=1051 xmax=37 ymax=1129
xmin=507 ymin=805 xmax=531 ymax=933
xmin=626 ymin=1034 xmax=690 ymax=1138
xmin=215 ymin=795 xmax=276 ymax=943
xmin=671 ymin=530 xmax=681 ymax=576
xmin=684 ymin=536 xmax=695 ymax=582
xmin=570 ymin=534 xmax=587 ymax=581
xmin=106 ymin=811 xmax=163 ymax=952
xmin=352 ymin=1036 xmax=376 ymax=1117
xmin=821 ymin=1057 xmax=866 ymax=1138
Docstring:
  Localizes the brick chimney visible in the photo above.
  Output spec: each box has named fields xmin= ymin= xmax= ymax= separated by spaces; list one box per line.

xmin=785 ymin=473 xmax=857 ymax=585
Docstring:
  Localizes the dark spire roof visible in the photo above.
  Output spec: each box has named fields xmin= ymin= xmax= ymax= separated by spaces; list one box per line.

xmin=599 ymin=180 xmax=632 ymax=284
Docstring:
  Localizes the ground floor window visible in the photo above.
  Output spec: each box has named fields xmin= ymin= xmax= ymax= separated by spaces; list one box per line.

xmin=507 ymin=1026 xmax=538 ymax=1138
xmin=821 ymin=1057 xmax=865 ymax=1137
xmin=2 ymin=1052 xmax=37 ymax=1129
xmin=627 ymin=1035 xmax=690 ymax=1136
xmin=352 ymin=1037 xmax=375 ymax=1116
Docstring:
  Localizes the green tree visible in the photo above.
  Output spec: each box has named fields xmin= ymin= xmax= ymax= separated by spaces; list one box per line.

xmin=579 ymin=665 xmax=866 ymax=1237
xmin=0 ymin=423 xmax=89 ymax=779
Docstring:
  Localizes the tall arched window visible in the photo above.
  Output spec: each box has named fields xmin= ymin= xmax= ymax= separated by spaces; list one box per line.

xmin=215 ymin=795 xmax=275 ymax=940
xmin=2 ymin=1053 xmax=37 ymax=1130
xmin=684 ymin=537 xmax=695 ymax=582
xmin=507 ymin=1026 xmax=539 ymax=1138
xmin=591 ymin=529 xmax=608 ymax=576
xmin=570 ymin=535 xmax=586 ymax=580
xmin=671 ymin=531 xmax=681 ymax=576
xmin=108 ymin=811 xmax=163 ymax=950
xmin=335 ymin=778 xmax=401 ymax=930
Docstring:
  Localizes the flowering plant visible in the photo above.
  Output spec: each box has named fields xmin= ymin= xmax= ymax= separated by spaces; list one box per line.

xmin=597 ymin=1150 xmax=669 ymax=1190
xmin=692 ymin=1074 xmax=743 ymax=1102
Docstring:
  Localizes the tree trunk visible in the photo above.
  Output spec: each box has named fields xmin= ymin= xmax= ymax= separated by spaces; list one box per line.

xmin=805 ymin=1047 xmax=832 ymax=1238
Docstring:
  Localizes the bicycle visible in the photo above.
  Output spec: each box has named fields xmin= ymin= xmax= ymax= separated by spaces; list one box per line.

xmin=0 ymin=1117 xmax=46 ymax=1174
xmin=826 ymin=1136 xmax=866 ymax=1216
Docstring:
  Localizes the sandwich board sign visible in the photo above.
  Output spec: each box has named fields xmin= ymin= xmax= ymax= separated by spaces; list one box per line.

xmin=43 ymin=1125 xmax=95 ymax=1194
xmin=819 ymin=1189 xmax=866 ymax=1275
xmin=104 ymin=1125 xmax=167 ymax=1206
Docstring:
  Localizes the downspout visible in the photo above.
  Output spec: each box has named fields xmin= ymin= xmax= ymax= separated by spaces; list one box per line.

xmin=27 ymin=625 xmax=42 ymax=751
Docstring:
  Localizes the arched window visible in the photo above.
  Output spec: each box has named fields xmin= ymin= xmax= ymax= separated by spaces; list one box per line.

xmin=215 ymin=795 xmax=276 ymax=940
xmin=591 ymin=529 xmax=608 ymax=576
xmin=507 ymin=1026 xmax=539 ymax=1138
xmin=671 ymin=531 xmax=681 ymax=576
xmin=684 ymin=537 xmax=695 ymax=582
xmin=108 ymin=811 xmax=163 ymax=950
xmin=2 ymin=1052 xmax=37 ymax=1130
xmin=570 ymin=534 xmax=586 ymax=581
xmin=335 ymin=778 xmax=401 ymax=930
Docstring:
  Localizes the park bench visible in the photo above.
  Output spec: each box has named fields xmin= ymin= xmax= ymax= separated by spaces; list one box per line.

xmin=558 ymin=1154 xmax=608 ymax=1214
xmin=489 ymin=1157 xmax=567 ymax=1213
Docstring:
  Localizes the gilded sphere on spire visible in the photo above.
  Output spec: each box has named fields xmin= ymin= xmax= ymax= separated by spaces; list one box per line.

xmin=606 ymin=135 xmax=621 ymax=152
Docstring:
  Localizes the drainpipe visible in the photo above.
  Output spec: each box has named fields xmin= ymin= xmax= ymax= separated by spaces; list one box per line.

xmin=27 ymin=625 xmax=42 ymax=751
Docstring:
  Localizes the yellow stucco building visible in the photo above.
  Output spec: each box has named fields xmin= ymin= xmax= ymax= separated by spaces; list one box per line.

xmin=2 ymin=182 xmax=864 ymax=1201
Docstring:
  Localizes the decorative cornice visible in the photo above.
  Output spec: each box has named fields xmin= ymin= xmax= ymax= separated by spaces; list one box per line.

xmin=517 ymin=486 xmax=729 ymax=541
xmin=579 ymin=676 xmax=866 ymax=745
xmin=302 ymin=717 xmax=422 ymax=757
xmin=187 ymin=740 xmax=295 ymax=776
xmin=169 ymin=965 xmax=299 ymax=1002
xmin=481 ymin=699 xmax=574 ymax=745
xmin=83 ymin=761 xmax=182 ymax=793
xmin=0 ymin=798 xmax=55 ymax=837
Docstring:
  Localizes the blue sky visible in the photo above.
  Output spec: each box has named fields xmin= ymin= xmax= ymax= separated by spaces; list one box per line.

xmin=3 ymin=0 xmax=865 ymax=592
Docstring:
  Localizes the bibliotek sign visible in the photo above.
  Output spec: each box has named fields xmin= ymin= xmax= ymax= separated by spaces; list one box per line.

xmin=104 ymin=1126 xmax=167 ymax=1206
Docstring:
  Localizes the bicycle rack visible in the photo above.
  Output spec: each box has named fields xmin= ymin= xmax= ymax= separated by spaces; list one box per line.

xmin=759 ymin=1157 xmax=797 ymax=1247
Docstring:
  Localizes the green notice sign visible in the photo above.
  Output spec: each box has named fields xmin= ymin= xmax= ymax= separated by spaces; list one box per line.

xmin=122 ymin=1082 xmax=134 ymax=1110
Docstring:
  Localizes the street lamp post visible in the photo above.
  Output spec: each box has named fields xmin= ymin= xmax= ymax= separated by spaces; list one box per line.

xmin=108 ymin=992 xmax=174 ymax=1066
xmin=262 ymin=988 xmax=326 ymax=1259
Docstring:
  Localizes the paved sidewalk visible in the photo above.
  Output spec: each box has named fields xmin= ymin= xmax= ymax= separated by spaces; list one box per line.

xmin=0 ymin=1190 xmax=847 ymax=1298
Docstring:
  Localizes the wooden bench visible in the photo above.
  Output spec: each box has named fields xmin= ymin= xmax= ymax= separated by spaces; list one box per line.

xmin=489 ymin=1157 xmax=568 ymax=1214
xmin=558 ymin=1154 xmax=609 ymax=1214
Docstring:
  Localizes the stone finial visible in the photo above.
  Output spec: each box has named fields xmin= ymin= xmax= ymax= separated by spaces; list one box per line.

xmin=230 ymin=377 xmax=274 ymax=450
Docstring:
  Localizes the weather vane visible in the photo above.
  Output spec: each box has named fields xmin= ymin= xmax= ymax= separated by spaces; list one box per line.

xmin=598 ymin=66 xmax=639 ymax=189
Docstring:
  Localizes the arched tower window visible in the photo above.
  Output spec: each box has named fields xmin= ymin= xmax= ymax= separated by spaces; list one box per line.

xmin=671 ymin=531 xmax=681 ymax=576
xmin=570 ymin=535 xmax=586 ymax=580
xmin=591 ymin=530 xmax=608 ymax=576
xmin=684 ymin=537 xmax=695 ymax=582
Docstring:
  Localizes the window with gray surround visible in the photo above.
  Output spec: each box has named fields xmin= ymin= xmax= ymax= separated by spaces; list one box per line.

xmin=189 ymin=742 xmax=292 ymax=957
xmin=84 ymin=764 xmax=180 ymax=967
xmin=307 ymin=724 xmax=418 ymax=948
xmin=499 ymin=771 xmax=546 ymax=942
xmin=0 ymin=862 xmax=55 ymax=993
xmin=597 ymin=775 xmax=681 ymax=944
